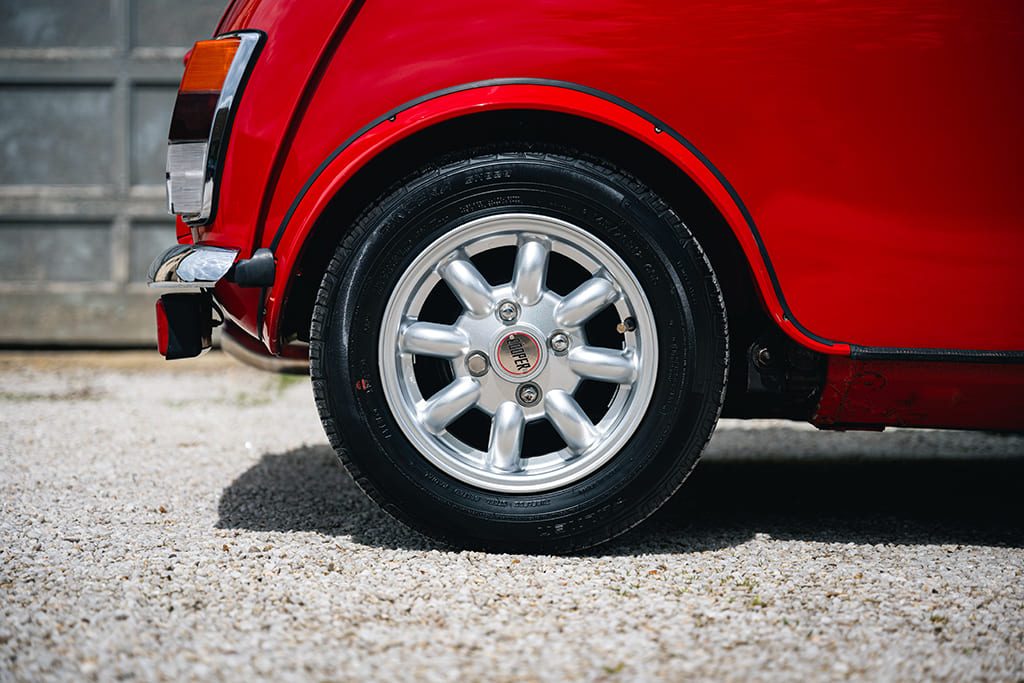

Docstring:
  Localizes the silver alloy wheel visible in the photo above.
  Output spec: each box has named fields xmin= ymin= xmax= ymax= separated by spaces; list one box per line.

xmin=379 ymin=213 xmax=658 ymax=493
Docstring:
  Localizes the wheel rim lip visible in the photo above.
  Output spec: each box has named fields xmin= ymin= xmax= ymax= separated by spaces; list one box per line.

xmin=378 ymin=213 xmax=659 ymax=494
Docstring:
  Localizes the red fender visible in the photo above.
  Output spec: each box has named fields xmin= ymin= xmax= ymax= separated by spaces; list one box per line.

xmin=262 ymin=82 xmax=848 ymax=357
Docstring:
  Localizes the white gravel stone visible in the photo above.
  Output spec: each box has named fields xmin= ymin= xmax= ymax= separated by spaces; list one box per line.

xmin=1 ymin=351 xmax=1022 ymax=682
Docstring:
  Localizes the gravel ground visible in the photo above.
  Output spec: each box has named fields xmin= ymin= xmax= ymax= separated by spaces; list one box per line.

xmin=1 ymin=351 xmax=1022 ymax=682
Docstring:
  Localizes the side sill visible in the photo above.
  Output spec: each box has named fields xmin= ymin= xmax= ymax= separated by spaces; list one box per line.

xmin=849 ymin=345 xmax=1024 ymax=364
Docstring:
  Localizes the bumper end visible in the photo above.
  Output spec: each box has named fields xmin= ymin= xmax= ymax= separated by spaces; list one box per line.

xmin=147 ymin=244 xmax=238 ymax=290
xmin=148 ymin=244 xmax=234 ymax=359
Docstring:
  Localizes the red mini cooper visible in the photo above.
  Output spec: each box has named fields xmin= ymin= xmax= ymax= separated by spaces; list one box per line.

xmin=149 ymin=0 xmax=1024 ymax=552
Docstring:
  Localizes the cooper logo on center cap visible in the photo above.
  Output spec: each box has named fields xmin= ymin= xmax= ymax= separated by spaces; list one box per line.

xmin=496 ymin=331 xmax=541 ymax=377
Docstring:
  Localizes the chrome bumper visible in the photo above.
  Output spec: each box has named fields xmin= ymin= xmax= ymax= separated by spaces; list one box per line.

xmin=147 ymin=244 xmax=239 ymax=289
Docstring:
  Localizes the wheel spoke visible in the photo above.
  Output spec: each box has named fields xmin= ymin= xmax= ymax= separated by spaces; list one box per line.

xmin=418 ymin=378 xmax=481 ymax=434
xmin=554 ymin=276 xmax=619 ymax=327
xmin=512 ymin=237 xmax=550 ymax=306
xmin=567 ymin=346 xmax=637 ymax=384
xmin=439 ymin=257 xmax=494 ymax=316
xmin=399 ymin=320 xmax=469 ymax=358
xmin=486 ymin=402 xmax=525 ymax=472
xmin=380 ymin=213 xmax=659 ymax=493
xmin=545 ymin=389 xmax=598 ymax=455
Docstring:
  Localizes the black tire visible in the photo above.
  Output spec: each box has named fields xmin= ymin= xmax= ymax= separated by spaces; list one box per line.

xmin=309 ymin=149 xmax=728 ymax=553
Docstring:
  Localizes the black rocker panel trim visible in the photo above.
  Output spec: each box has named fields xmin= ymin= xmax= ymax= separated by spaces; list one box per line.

xmin=850 ymin=346 xmax=1024 ymax=363
xmin=265 ymin=78 xmax=1024 ymax=363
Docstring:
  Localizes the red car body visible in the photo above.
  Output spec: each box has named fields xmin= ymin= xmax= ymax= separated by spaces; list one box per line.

xmin=161 ymin=0 xmax=1024 ymax=431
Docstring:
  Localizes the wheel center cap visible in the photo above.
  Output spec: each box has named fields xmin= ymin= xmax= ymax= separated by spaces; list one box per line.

xmin=494 ymin=330 xmax=544 ymax=381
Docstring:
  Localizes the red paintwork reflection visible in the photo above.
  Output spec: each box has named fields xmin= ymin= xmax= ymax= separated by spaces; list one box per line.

xmin=210 ymin=0 xmax=1024 ymax=356
xmin=815 ymin=357 xmax=1024 ymax=431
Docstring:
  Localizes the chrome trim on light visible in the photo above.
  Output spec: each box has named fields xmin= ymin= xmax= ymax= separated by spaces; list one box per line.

xmin=167 ymin=30 xmax=263 ymax=226
xmin=147 ymin=244 xmax=239 ymax=289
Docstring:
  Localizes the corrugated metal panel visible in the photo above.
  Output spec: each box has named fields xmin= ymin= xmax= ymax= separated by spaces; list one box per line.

xmin=0 ymin=0 xmax=222 ymax=345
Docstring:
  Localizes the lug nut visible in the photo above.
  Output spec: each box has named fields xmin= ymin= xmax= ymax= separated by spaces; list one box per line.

xmin=497 ymin=300 xmax=519 ymax=323
xmin=466 ymin=351 xmax=489 ymax=377
xmin=549 ymin=331 xmax=570 ymax=354
xmin=516 ymin=382 xmax=541 ymax=406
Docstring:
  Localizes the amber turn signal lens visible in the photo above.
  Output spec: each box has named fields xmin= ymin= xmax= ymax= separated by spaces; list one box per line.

xmin=179 ymin=37 xmax=241 ymax=93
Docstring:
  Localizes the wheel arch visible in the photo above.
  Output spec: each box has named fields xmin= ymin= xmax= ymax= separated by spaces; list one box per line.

xmin=267 ymin=82 xmax=843 ymax=358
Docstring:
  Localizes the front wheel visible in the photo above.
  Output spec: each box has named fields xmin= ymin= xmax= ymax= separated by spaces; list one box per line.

xmin=310 ymin=150 xmax=728 ymax=552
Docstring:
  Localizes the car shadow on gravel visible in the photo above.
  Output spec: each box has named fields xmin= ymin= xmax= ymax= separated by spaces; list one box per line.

xmin=217 ymin=434 xmax=1024 ymax=554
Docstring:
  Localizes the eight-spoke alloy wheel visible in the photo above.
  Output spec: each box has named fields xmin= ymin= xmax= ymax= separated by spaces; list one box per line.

xmin=379 ymin=213 xmax=658 ymax=493
xmin=311 ymin=150 xmax=728 ymax=552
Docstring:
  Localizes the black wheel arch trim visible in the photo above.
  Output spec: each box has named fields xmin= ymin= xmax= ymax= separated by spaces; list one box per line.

xmin=264 ymin=77 xmax=1024 ymax=364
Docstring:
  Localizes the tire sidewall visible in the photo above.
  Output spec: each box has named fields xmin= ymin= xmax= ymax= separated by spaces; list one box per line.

xmin=317 ymin=154 xmax=725 ymax=549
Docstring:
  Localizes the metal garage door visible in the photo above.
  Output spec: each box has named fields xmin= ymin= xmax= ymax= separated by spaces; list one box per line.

xmin=0 ymin=0 xmax=222 ymax=345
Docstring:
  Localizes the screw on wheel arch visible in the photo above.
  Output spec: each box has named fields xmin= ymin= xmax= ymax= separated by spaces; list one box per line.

xmin=310 ymin=149 xmax=728 ymax=552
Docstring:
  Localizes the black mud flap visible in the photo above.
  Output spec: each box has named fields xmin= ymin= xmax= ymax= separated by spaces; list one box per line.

xmin=156 ymin=292 xmax=214 ymax=360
